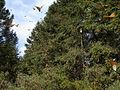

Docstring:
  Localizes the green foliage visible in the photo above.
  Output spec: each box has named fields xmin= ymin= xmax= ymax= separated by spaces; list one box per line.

xmin=0 ymin=72 xmax=11 ymax=89
xmin=1 ymin=0 xmax=120 ymax=89
xmin=21 ymin=0 xmax=120 ymax=89
xmin=89 ymin=41 xmax=118 ymax=64
xmin=0 ymin=0 xmax=19 ymax=87
xmin=107 ymin=80 xmax=120 ymax=90
xmin=0 ymin=0 xmax=5 ymax=9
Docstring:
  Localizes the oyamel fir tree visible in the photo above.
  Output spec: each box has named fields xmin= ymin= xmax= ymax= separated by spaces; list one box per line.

xmin=20 ymin=0 xmax=120 ymax=89
xmin=0 ymin=0 xmax=18 ymax=81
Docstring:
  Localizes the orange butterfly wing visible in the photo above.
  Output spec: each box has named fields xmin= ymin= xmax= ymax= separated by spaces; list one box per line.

xmin=35 ymin=6 xmax=43 ymax=12
xmin=103 ymin=15 xmax=110 ymax=18
xmin=7 ymin=24 xmax=15 ymax=27
xmin=110 ymin=60 xmax=117 ymax=71
xmin=110 ymin=60 xmax=117 ymax=66
xmin=103 ymin=13 xmax=116 ymax=18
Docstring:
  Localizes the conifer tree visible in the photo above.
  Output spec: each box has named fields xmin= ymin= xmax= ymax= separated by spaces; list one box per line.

xmin=22 ymin=0 xmax=120 ymax=89
xmin=0 ymin=0 xmax=18 ymax=81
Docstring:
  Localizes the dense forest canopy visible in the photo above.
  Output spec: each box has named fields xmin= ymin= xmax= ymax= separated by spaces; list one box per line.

xmin=0 ymin=0 xmax=120 ymax=89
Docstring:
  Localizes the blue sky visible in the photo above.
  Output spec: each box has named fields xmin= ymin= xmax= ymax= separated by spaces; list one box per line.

xmin=5 ymin=0 xmax=56 ymax=56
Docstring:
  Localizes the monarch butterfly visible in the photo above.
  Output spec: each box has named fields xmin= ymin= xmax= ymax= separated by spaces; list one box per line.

xmin=110 ymin=59 xmax=117 ymax=71
xmin=6 ymin=24 xmax=15 ymax=27
xmin=80 ymin=28 xmax=82 ymax=33
xmin=118 ymin=1 xmax=120 ymax=3
xmin=15 ymin=24 xmax=19 ymax=27
xmin=112 ymin=22 xmax=117 ymax=24
xmin=103 ymin=13 xmax=116 ymax=18
xmin=35 ymin=6 xmax=43 ymax=12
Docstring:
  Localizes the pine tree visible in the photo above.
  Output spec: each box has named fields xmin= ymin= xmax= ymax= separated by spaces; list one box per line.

xmin=0 ymin=0 xmax=18 ymax=81
xmin=21 ymin=0 xmax=120 ymax=89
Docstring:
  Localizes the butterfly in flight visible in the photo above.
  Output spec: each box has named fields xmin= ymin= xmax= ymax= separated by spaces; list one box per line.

xmin=6 ymin=24 xmax=15 ymax=27
xmin=35 ymin=6 xmax=43 ymax=12
xmin=15 ymin=24 xmax=19 ymax=27
xmin=6 ymin=24 xmax=19 ymax=28
xmin=110 ymin=59 xmax=117 ymax=71
xmin=103 ymin=13 xmax=116 ymax=18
